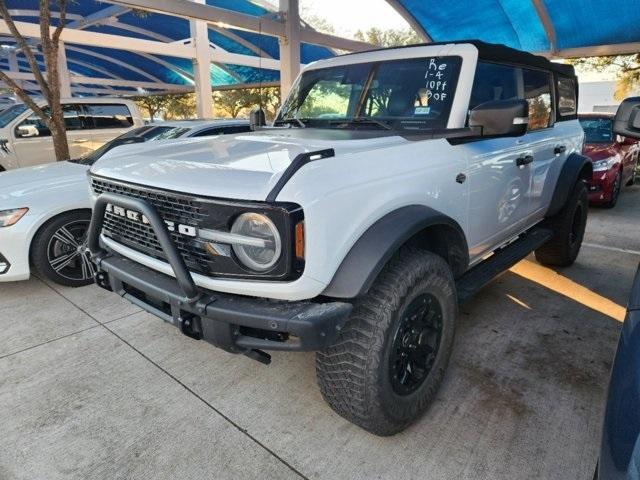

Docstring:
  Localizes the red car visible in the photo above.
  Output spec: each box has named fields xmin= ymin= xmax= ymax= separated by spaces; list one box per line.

xmin=579 ymin=113 xmax=639 ymax=207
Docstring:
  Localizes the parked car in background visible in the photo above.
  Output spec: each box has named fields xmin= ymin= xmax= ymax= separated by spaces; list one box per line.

xmin=597 ymin=265 xmax=640 ymax=479
xmin=0 ymin=119 xmax=250 ymax=287
xmin=0 ymin=97 xmax=143 ymax=171
xmin=579 ymin=113 xmax=639 ymax=208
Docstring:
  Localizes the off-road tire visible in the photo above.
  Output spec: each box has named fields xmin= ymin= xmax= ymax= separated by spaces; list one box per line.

xmin=534 ymin=181 xmax=588 ymax=267
xmin=316 ymin=249 xmax=457 ymax=436
xmin=31 ymin=210 xmax=94 ymax=287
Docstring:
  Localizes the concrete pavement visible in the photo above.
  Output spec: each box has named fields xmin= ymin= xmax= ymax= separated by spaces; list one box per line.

xmin=1 ymin=186 xmax=638 ymax=480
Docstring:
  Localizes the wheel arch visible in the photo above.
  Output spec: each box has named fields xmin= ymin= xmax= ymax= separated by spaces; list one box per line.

xmin=28 ymin=207 xmax=93 ymax=260
xmin=546 ymin=153 xmax=593 ymax=218
xmin=322 ymin=205 xmax=469 ymax=299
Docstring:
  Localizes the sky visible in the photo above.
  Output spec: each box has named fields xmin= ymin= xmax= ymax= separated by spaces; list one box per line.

xmin=261 ymin=0 xmax=618 ymax=82
xmin=262 ymin=0 xmax=411 ymax=37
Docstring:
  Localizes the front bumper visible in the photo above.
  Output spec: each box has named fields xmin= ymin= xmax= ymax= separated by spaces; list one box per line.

xmin=0 ymin=218 xmax=33 ymax=282
xmin=88 ymin=193 xmax=352 ymax=360
xmin=588 ymin=168 xmax=618 ymax=203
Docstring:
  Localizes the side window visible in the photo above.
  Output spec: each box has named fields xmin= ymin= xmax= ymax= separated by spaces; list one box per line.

xmin=522 ymin=68 xmax=553 ymax=130
xmin=192 ymin=128 xmax=224 ymax=137
xmin=557 ymin=77 xmax=577 ymax=117
xmin=82 ymin=103 xmax=133 ymax=129
xmin=224 ymin=125 xmax=251 ymax=134
xmin=16 ymin=104 xmax=83 ymax=137
xmin=468 ymin=62 xmax=520 ymax=111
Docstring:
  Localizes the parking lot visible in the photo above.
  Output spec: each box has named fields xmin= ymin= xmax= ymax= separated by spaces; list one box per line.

xmin=0 ymin=187 xmax=637 ymax=480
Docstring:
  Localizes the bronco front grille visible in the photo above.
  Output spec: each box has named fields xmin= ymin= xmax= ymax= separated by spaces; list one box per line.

xmin=91 ymin=177 xmax=216 ymax=275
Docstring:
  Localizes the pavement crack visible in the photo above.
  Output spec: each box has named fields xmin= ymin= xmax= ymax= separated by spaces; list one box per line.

xmin=100 ymin=322 xmax=310 ymax=480
xmin=0 ymin=324 xmax=100 ymax=360
xmin=38 ymin=278 xmax=308 ymax=479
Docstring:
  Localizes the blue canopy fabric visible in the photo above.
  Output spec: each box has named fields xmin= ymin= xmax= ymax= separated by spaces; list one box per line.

xmin=395 ymin=0 xmax=640 ymax=53
xmin=1 ymin=0 xmax=334 ymax=93
xmin=2 ymin=0 xmax=640 ymax=95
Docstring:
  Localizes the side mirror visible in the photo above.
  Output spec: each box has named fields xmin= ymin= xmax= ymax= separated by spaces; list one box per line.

xmin=469 ymin=99 xmax=529 ymax=137
xmin=249 ymin=108 xmax=266 ymax=131
xmin=16 ymin=125 xmax=39 ymax=138
xmin=613 ymin=96 xmax=640 ymax=140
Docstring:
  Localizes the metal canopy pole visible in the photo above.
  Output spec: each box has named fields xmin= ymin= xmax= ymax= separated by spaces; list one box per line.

xmin=278 ymin=0 xmax=300 ymax=99
xmin=190 ymin=0 xmax=213 ymax=118
xmin=57 ymin=42 xmax=72 ymax=98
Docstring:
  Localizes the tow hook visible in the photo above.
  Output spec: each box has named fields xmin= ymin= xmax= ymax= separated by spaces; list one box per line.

xmin=178 ymin=313 xmax=203 ymax=340
xmin=244 ymin=349 xmax=272 ymax=365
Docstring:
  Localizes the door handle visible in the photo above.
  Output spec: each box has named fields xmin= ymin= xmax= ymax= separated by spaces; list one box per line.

xmin=73 ymin=138 xmax=89 ymax=143
xmin=554 ymin=145 xmax=567 ymax=155
xmin=516 ymin=155 xmax=534 ymax=167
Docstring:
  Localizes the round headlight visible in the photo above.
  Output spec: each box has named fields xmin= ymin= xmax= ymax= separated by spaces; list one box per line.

xmin=230 ymin=213 xmax=282 ymax=271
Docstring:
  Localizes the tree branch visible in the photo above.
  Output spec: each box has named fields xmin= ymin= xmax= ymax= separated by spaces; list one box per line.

xmin=0 ymin=0 xmax=51 ymax=99
xmin=52 ymin=0 xmax=66 ymax=45
xmin=0 ymin=70 xmax=49 ymax=122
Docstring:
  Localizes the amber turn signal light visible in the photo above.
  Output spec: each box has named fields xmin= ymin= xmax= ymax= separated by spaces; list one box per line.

xmin=295 ymin=221 xmax=305 ymax=259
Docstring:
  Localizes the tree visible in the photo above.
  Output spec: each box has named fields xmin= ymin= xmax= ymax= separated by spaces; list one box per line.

xmin=570 ymin=55 xmax=640 ymax=100
xmin=354 ymin=27 xmax=421 ymax=48
xmin=0 ymin=1 xmax=71 ymax=161
xmin=212 ymin=86 xmax=281 ymax=121
xmin=133 ymin=94 xmax=172 ymax=121
xmin=213 ymin=89 xmax=253 ymax=118
xmin=163 ymin=94 xmax=196 ymax=120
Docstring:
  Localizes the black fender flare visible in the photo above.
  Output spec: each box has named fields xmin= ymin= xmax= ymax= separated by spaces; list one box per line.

xmin=546 ymin=152 xmax=592 ymax=217
xmin=322 ymin=205 xmax=469 ymax=299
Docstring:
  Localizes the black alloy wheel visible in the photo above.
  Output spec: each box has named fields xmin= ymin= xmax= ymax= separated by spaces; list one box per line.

xmin=389 ymin=293 xmax=443 ymax=395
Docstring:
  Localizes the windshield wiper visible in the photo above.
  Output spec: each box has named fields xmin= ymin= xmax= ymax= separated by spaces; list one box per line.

xmin=275 ymin=118 xmax=306 ymax=128
xmin=330 ymin=117 xmax=393 ymax=130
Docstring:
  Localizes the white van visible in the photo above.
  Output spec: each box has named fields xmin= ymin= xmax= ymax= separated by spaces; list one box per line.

xmin=0 ymin=97 xmax=143 ymax=171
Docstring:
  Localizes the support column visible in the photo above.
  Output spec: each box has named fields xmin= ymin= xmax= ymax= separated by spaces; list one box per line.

xmin=190 ymin=0 xmax=213 ymax=118
xmin=278 ymin=0 xmax=300 ymax=99
xmin=57 ymin=41 xmax=72 ymax=98
xmin=7 ymin=50 xmax=20 ymax=97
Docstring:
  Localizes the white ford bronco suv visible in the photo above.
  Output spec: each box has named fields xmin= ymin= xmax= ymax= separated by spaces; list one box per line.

xmin=87 ymin=41 xmax=640 ymax=436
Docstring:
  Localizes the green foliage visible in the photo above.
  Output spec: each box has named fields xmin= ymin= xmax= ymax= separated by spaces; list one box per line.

xmin=133 ymin=93 xmax=196 ymax=120
xmin=569 ymin=55 xmax=640 ymax=99
xmin=354 ymin=27 xmax=421 ymax=48
xmin=213 ymin=87 xmax=281 ymax=120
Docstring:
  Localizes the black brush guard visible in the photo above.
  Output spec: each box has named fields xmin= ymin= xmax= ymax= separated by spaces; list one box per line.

xmin=88 ymin=193 xmax=352 ymax=364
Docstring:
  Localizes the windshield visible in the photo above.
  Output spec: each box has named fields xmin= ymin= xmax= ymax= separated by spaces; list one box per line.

xmin=580 ymin=117 xmax=614 ymax=143
xmin=276 ymin=56 xmax=462 ymax=131
xmin=75 ymin=125 xmax=188 ymax=165
xmin=0 ymin=104 xmax=27 ymax=128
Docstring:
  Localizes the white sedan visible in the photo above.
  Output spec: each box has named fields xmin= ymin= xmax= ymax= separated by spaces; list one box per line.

xmin=0 ymin=119 xmax=250 ymax=287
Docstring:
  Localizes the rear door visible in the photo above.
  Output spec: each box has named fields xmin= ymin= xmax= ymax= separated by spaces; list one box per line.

xmin=76 ymin=103 xmax=136 ymax=154
xmin=521 ymin=67 xmax=563 ymax=218
xmin=12 ymin=103 xmax=87 ymax=166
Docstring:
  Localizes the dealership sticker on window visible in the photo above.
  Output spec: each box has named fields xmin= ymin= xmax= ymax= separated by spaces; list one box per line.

xmin=414 ymin=106 xmax=431 ymax=115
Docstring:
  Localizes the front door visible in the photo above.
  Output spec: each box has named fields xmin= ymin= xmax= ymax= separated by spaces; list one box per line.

xmin=463 ymin=62 xmax=534 ymax=259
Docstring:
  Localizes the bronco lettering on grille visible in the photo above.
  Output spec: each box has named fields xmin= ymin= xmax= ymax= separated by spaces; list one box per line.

xmin=105 ymin=203 xmax=197 ymax=237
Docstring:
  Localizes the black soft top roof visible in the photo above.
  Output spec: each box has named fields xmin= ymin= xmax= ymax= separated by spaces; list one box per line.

xmin=350 ymin=39 xmax=576 ymax=78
